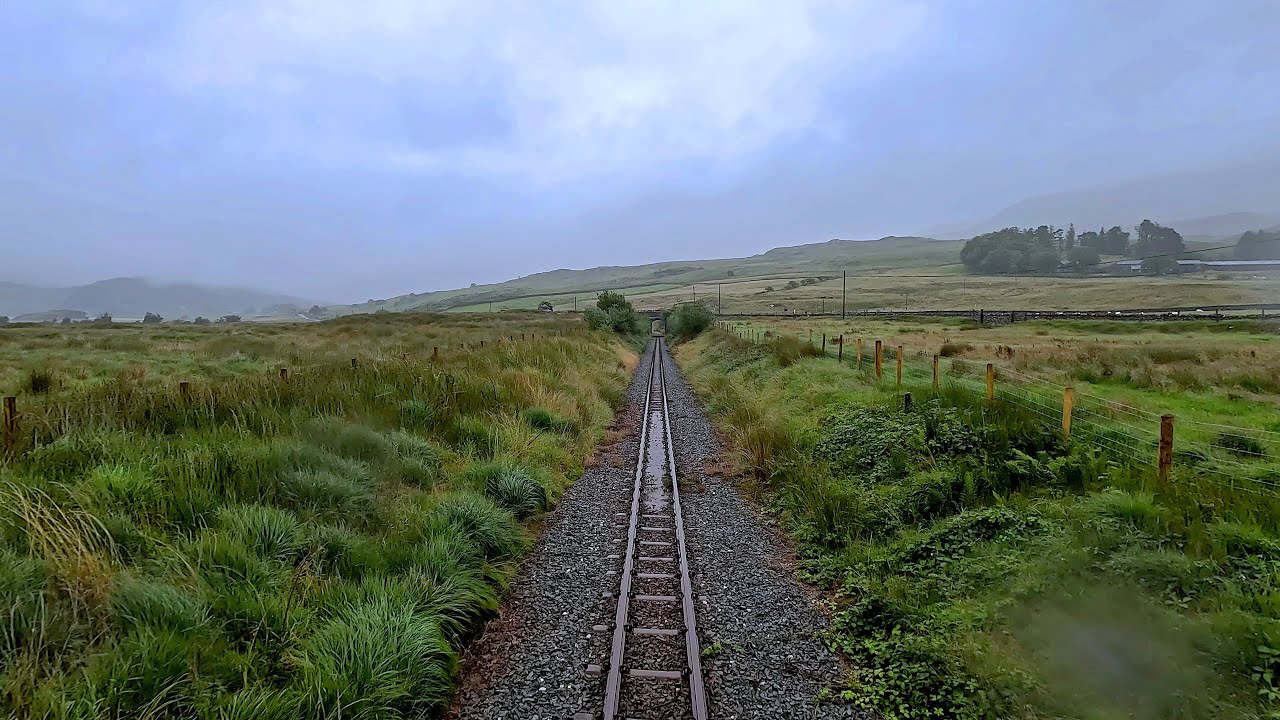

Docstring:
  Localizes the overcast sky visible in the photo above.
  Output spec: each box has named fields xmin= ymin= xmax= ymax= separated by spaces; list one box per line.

xmin=2 ymin=1 xmax=1278 ymax=302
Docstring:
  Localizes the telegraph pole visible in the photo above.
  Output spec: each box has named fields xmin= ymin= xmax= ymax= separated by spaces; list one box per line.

xmin=841 ymin=270 xmax=847 ymax=320
xmin=717 ymin=284 xmax=722 ymax=315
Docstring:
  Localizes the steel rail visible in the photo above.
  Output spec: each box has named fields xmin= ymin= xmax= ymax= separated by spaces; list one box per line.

xmin=600 ymin=337 xmax=707 ymax=720
xmin=602 ymin=341 xmax=656 ymax=718
xmin=657 ymin=336 xmax=708 ymax=719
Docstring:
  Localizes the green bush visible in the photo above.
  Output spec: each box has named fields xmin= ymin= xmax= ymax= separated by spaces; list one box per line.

xmin=667 ymin=303 xmax=714 ymax=340
xmin=584 ymin=291 xmax=642 ymax=335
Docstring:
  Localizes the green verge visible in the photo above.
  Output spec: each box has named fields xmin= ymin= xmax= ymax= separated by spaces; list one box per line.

xmin=678 ymin=330 xmax=1280 ymax=720
xmin=0 ymin=317 xmax=633 ymax=719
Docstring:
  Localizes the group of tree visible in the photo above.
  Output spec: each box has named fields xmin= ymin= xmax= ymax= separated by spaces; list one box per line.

xmin=960 ymin=220 xmax=1185 ymax=275
xmin=584 ymin=291 xmax=641 ymax=335
xmin=1234 ymin=229 xmax=1280 ymax=260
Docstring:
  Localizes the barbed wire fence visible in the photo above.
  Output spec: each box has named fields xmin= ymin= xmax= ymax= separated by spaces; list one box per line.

xmin=717 ymin=320 xmax=1280 ymax=502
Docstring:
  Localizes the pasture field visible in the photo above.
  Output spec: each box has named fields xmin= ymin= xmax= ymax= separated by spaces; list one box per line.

xmin=627 ymin=272 xmax=1280 ymax=315
xmin=677 ymin=325 xmax=1280 ymax=719
xmin=0 ymin=313 xmax=635 ymax=719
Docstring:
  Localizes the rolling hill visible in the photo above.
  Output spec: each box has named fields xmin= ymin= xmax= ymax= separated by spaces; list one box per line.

xmin=332 ymin=236 xmax=964 ymax=315
xmin=0 ymin=278 xmax=320 ymax=320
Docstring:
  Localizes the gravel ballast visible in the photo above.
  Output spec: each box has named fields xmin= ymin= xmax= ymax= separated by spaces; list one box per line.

xmin=450 ymin=340 xmax=869 ymax=719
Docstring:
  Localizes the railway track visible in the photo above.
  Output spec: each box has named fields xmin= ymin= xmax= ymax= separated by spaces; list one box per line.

xmin=579 ymin=337 xmax=707 ymax=720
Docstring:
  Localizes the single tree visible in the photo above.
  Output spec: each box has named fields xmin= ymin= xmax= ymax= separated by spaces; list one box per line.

xmin=1064 ymin=223 xmax=1076 ymax=251
xmin=142 ymin=312 xmax=163 ymax=324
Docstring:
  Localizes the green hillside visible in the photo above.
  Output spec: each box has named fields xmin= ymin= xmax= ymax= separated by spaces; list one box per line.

xmin=332 ymin=236 xmax=962 ymax=315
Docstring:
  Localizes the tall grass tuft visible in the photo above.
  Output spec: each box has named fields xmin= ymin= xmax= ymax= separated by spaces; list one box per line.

xmin=430 ymin=492 xmax=525 ymax=561
xmin=215 ymin=505 xmax=307 ymax=563
xmin=292 ymin=597 xmax=457 ymax=717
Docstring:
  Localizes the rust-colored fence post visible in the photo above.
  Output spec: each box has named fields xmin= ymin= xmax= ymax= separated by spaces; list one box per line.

xmin=932 ymin=354 xmax=940 ymax=390
xmin=3 ymin=396 xmax=16 ymax=454
xmin=874 ymin=340 xmax=883 ymax=379
xmin=279 ymin=368 xmax=289 ymax=382
xmin=1158 ymin=414 xmax=1175 ymax=480
xmin=985 ymin=363 xmax=995 ymax=401
xmin=896 ymin=345 xmax=904 ymax=386
xmin=857 ymin=338 xmax=863 ymax=369
xmin=1062 ymin=387 xmax=1074 ymax=437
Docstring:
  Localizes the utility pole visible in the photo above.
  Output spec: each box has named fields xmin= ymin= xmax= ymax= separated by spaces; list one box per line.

xmin=574 ymin=296 xmax=578 ymax=312
xmin=821 ymin=298 xmax=825 ymax=314
xmin=717 ymin=284 xmax=722 ymax=315
xmin=842 ymin=270 xmax=847 ymax=320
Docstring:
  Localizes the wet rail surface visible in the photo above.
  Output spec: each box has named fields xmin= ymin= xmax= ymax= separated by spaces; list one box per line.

xmin=578 ymin=337 xmax=706 ymax=720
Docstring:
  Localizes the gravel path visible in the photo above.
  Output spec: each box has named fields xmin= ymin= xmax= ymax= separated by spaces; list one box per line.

xmin=449 ymin=340 xmax=868 ymax=719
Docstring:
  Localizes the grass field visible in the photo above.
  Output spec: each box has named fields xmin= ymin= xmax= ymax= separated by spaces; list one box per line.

xmin=445 ymin=283 xmax=679 ymax=314
xmin=626 ymin=273 xmax=1280 ymax=314
xmin=0 ymin=313 xmax=635 ymax=719
xmin=677 ymin=325 xmax=1280 ymax=719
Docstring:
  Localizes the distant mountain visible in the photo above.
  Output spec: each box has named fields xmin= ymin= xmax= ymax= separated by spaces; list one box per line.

xmin=335 ymin=235 xmax=959 ymax=314
xmin=930 ymin=157 xmax=1280 ymax=239
xmin=1168 ymin=212 xmax=1280 ymax=239
xmin=0 ymin=278 xmax=320 ymax=320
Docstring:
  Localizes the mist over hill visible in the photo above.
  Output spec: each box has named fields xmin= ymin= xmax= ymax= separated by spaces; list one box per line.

xmin=929 ymin=157 xmax=1280 ymax=240
xmin=0 ymin=278 xmax=320 ymax=320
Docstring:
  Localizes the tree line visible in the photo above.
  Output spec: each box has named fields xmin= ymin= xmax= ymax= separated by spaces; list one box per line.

xmin=960 ymin=219 xmax=1196 ymax=275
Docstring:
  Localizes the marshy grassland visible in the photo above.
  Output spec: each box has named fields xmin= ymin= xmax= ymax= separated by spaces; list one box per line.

xmin=0 ymin=313 xmax=635 ymax=719
xmin=678 ymin=326 xmax=1280 ymax=720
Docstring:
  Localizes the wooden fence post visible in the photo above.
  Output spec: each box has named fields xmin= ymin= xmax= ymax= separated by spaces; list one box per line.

xmin=432 ymin=346 xmax=439 ymax=362
xmin=932 ymin=355 xmax=940 ymax=390
xmin=838 ymin=334 xmax=844 ymax=362
xmin=3 ymin=396 xmax=16 ymax=454
xmin=1062 ymin=387 xmax=1074 ymax=437
xmin=279 ymin=368 xmax=289 ymax=382
xmin=179 ymin=381 xmax=191 ymax=403
xmin=1158 ymin=414 xmax=1175 ymax=480
xmin=351 ymin=358 xmax=359 ymax=369
xmin=874 ymin=340 xmax=883 ymax=379
xmin=857 ymin=338 xmax=863 ymax=369
xmin=904 ymin=392 xmax=913 ymax=412
xmin=896 ymin=345 xmax=903 ymax=386
xmin=985 ymin=363 xmax=995 ymax=401
xmin=822 ymin=334 xmax=826 ymax=354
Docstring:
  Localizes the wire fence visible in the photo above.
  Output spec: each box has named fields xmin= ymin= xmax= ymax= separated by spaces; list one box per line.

xmin=719 ymin=321 xmax=1280 ymax=500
